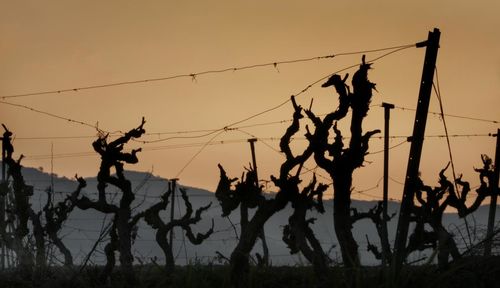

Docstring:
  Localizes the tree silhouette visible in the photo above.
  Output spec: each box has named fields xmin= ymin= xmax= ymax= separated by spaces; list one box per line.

xmin=405 ymin=155 xmax=496 ymax=268
xmin=216 ymin=96 xmax=316 ymax=288
xmin=0 ymin=125 xmax=35 ymax=277
xmin=282 ymin=174 xmax=331 ymax=287
xmin=351 ymin=201 xmax=396 ymax=263
xmin=74 ymin=118 xmax=146 ymax=285
xmin=449 ymin=155 xmax=496 ymax=217
xmin=304 ymin=56 xmax=380 ymax=267
xmin=43 ymin=175 xmax=87 ymax=267
xmin=215 ymin=164 xmax=269 ymax=266
xmin=142 ymin=181 xmax=214 ymax=274
xmin=406 ymin=164 xmax=461 ymax=269
xmin=0 ymin=124 xmax=89 ymax=282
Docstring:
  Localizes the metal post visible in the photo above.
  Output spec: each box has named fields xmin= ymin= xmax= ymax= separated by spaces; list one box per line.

xmin=485 ymin=129 xmax=500 ymax=256
xmin=1 ymin=135 xmax=5 ymax=269
xmin=51 ymin=142 xmax=54 ymax=203
xmin=393 ymin=28 xmax=441 ymax=270
xmin=1 ymin=137 xmax=4 ymax=180
xmin=240 ymin=139 xmax=259 ymax=235
xmin=381 ymin=102 xmax=394 ymax=265
xmin=248 ymin=139 xmax=259 ymax=185
xmin=169 ymin=178 xmax=179 ymax=248
xmin=247 ymin=138 xmax=269 ymax=265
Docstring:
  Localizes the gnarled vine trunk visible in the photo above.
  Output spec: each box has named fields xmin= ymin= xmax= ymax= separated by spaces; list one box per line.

xmin=216 ymin=97 xmax=315 ymax=288
xmin=75 ymin=118 xmax=146 ymax=286
xmin=305 ymin=56 xmax=379 ymax=268
xmin=283 ymin=176 xmax=330 ymax=287
xmin=143 ymin=182 xmax=213 ymax=274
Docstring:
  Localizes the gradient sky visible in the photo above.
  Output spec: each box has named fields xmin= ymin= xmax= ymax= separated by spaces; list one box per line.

xmin=1 ymin=1 xmax=499 ymax=202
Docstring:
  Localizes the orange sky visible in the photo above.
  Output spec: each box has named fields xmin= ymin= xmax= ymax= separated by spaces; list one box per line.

xmin=1 ymin=1 xmax=499 ymax=201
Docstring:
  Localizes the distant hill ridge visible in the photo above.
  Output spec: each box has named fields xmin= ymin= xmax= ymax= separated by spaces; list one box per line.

xmin=3 ymin=163 xmax=499 ymax=266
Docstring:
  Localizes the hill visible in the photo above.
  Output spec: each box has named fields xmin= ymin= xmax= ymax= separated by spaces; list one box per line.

xmin=7 ymin=165 xmax=500 ymax=266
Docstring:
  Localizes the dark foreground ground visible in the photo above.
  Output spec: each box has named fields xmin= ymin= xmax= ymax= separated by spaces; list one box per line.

xmin=1 ymin=256 xmax=499 ymax=288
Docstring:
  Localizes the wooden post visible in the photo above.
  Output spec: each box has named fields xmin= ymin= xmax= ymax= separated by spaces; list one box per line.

xmin=381 ymin=102 xmax=394 ymax=265
xmin=393 ymin=28 xmax=441 ymax=270
xmin=484 ymin=129 xmax=500 ymax=256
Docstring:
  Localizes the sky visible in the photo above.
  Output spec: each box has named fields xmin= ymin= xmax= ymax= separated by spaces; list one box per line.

xmin=1 ymin=1 xmax=499 ymax=202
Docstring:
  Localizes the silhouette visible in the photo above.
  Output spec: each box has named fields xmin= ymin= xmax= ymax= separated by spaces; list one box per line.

xmin=282 ymin=174 xmax=331 ymax=287
xmin=142 ymin=181 xmax=214 ymax=274
xmin=406 ymin=164 xmax=461 ymax=269
xmin=304 ymin=55 xmax=380 ymax=268
xmin=74 ymin=118 xmax=146 ymax=285
xmin=405 ymin=155 xmax=496 ymax=269
xmin=350 ymin=201 xmax=396 ymax=262
xmin=450 ymin=155 xmax=496 ymax=217
xmin=0 ymin=125 xmax=35 ymax=278
xmin=216 ymin=96 xmax=318 ymax=288
xmin=1 ymin=124 xmax=14 ymax=159
xmin=216 ymin=57 xmax=383 ymax=286
xmin=43 ymin=175 xmax=87 ymax=267
xmin=0 ymin=124 xmax=89 ymax=283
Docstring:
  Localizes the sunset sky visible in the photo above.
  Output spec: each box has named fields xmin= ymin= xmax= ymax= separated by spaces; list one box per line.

xmin=1 ymin=1 xmax=499 ymax=201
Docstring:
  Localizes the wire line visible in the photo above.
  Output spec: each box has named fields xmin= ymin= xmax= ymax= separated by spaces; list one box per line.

xmin=0 ymin=100 xmax=99 ymax=131
xmin=434 ymin=66 xmax=474 ymax=249
xmin=391 ymin=105 xmax=498 ymax=124
xmin=174 ymin=130 xmax=226 ymax=178
xmin=367 ymin=140 xmax=408 ymax=155
xmin=12 ymin=105 xmax=496 ymax=142
xmin=1 ymin=44 xmax=416 ymax=143
xmin=22 ymin=133 xmax=494 ymax=161
xmin=0 ymin=43 xmax=416 ymax=100
xmin=182 ymin=44 xmax=416 ymax=143
xmin=433 ymin=67 xmax=459 ymax=195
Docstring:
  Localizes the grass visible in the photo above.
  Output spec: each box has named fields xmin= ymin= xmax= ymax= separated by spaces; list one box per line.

xmin=0 ymin=257 xmax=499 ymax=288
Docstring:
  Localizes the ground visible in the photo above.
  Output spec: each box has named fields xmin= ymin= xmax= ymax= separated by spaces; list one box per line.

xmin=1 ymin=257 xmax=499 ymax=288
